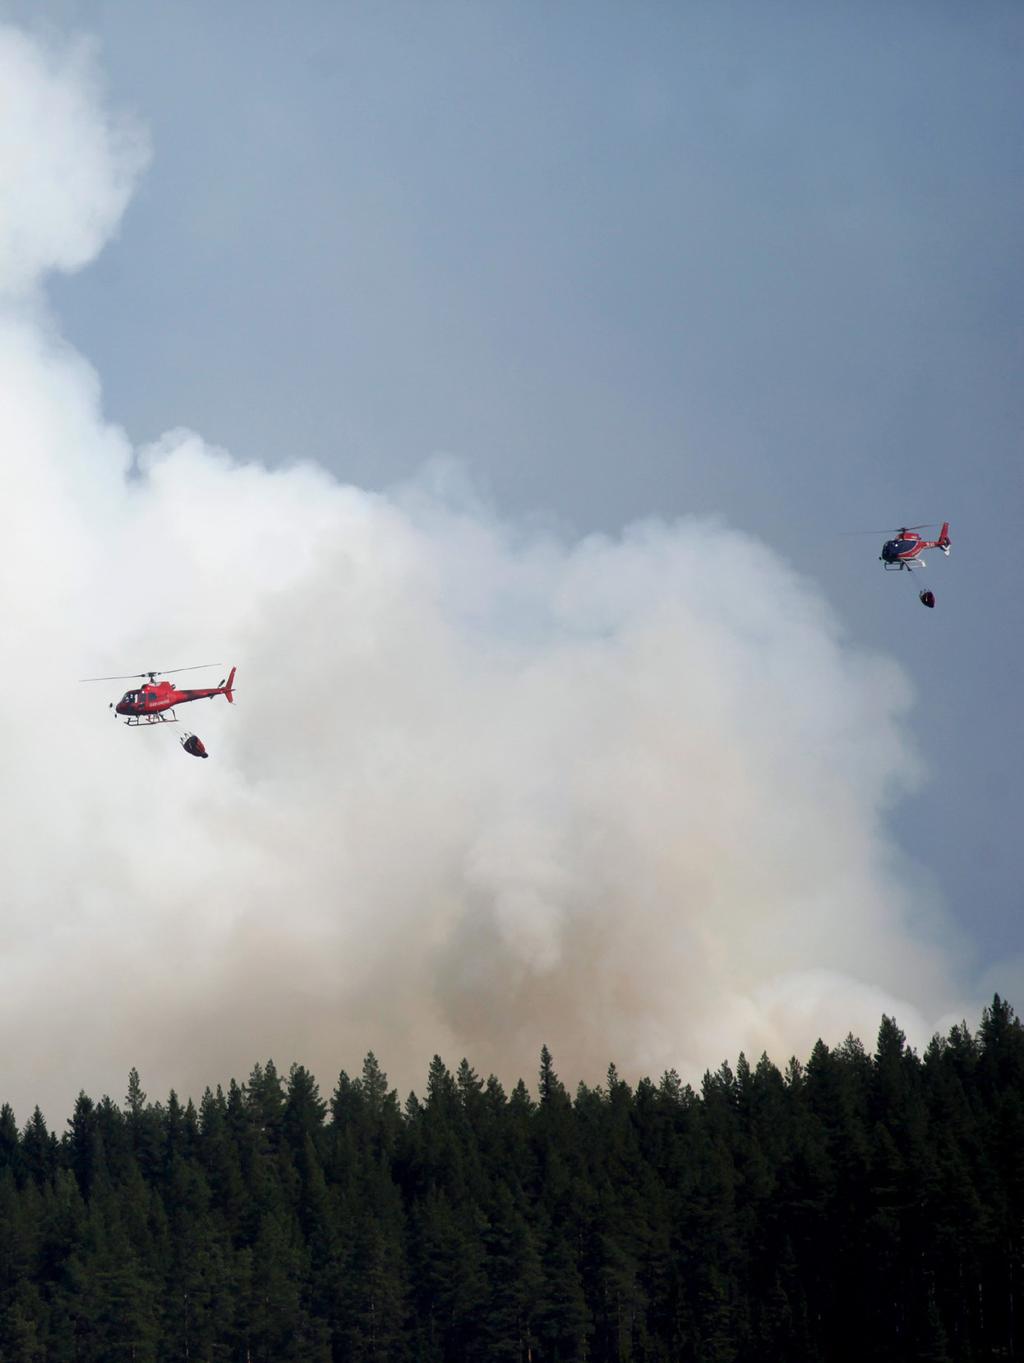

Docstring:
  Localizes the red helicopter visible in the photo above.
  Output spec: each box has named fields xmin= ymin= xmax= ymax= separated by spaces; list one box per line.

xmin=879 ymin=522 xmax=951 ymax=571
xmin=876 ymin=522 xmax=951 ymax=607
xmin=80 ymin=664 xmax=236 ymax=726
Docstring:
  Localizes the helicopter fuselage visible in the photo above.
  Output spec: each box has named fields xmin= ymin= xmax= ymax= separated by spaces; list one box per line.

xmin=880 ymin=535 xmax=926 ymax=568
xmin=112 ymin=668 xmax=235 ymax=724
xmin=879 ymin=523 xmax=950 ymax=571
xmin=115 ymin=682 xmax=225 ymax=718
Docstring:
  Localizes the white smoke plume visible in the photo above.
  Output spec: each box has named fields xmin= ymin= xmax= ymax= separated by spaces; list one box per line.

xmin=0 ymin=25 xmax=964 ymax=1123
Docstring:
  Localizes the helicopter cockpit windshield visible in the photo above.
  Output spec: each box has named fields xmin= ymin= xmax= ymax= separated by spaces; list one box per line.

xmin=881 ymin=537 xmax=915 ymax=564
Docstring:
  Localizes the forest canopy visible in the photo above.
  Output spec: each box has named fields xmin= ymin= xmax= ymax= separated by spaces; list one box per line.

xmin=1 ymin=998 xmax=1021 ymax=1362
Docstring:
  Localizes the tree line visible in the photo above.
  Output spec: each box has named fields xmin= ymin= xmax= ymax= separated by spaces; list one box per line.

xmin=1 ymin=997 xmax=1022 ymax=1361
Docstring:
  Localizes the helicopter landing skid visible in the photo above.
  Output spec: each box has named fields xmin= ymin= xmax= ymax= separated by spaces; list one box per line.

xmin=124 ymin=710 xmax=179 ymax=727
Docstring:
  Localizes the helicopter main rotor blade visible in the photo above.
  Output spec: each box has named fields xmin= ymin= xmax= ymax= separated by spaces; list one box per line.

xmin=79 ymin=662 xmax=222 ymax=683
xmin=79 ymin=672 xmax=151 ymax=682
xmin=146 ymin=663 xmax=222 ymax=676
xmin=841 ymin=523 xmax=937 ymax=536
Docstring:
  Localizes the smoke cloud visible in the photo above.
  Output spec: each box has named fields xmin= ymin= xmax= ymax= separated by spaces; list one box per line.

xmin=0 ymin=25 xmax=964 ymax=1122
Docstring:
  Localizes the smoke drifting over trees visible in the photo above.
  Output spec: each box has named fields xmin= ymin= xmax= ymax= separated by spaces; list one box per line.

xmin=0 ymin=24 xmax=964 ymax=1122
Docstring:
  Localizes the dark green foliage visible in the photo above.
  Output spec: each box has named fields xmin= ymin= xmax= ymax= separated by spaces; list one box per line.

xmin=1 ymin=1001 xmax=1022 ymax=1360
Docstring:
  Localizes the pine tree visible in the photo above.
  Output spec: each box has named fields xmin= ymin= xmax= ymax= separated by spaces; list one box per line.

xmin=66 ymin=1092 xmax=103 ymax=1198
xmin=481 ymin=1182 xmax=543 ymax=1362
xmin=535 ymin=1218 xmax=592 ymax=1362
xmin=283 ymin=1064 xmax=327 ymax=1156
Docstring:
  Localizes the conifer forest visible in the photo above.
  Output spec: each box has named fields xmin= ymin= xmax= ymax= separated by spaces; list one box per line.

xmin=2 ymin=998 xmax=1023 ymax=1362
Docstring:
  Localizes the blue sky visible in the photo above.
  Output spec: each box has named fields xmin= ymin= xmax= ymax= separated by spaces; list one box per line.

xmin=2 ymin=1 xmax=1021 ymax=1105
